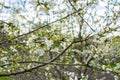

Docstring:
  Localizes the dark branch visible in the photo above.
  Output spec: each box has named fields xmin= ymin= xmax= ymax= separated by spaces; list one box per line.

xmin=1 ymin=60 xmax=119 ymax=77
xmin=0 ymin=9 xmax=81 ymax=48
xmin=68 ymin=0 xmax=95 ymax=32
xmin=0 ymin=42 xmax=73 ymax=76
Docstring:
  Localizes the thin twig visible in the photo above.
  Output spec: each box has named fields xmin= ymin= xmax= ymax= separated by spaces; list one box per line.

xmin=0 ymin=9 xmax=81 ymax=48
xmin=0 ymin=42 xmax=73 ymax=76
xmin=68 ymin=0 xmax=95 ymax=32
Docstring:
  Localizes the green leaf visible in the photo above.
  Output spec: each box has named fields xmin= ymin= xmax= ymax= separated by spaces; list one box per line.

xmin=98 ymin=33 xmax=105 ymax=37
xmin=110 ymin=63 xmax=116 ymax=68
xmin=0 ymin=77 xmax=13 ymax=80
xmin=9 ymin=34 xmax=14 ymax=40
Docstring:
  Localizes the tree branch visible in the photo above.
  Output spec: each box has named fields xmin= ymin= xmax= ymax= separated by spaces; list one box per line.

xmin=0 ymin=42 xmax=73 ymax=76
xmin=0 ymin=9 xmax=81 ymax=48
xmin=68 ymin=0 xmax=95 ymax=32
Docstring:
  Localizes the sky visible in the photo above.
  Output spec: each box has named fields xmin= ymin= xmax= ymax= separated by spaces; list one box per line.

xmin=0 ymin=0 xmax=120 ymax=36
xmin=0 ymin=0 xmax=119 ymax=19
xmin=0 ymin=0 xmax=119 ymax=22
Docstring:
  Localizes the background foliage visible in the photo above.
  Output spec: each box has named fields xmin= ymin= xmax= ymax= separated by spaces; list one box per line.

xmin=0 ymin=0 xmax=120 ymax=80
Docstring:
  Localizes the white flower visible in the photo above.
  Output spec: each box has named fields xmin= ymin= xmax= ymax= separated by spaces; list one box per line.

xmin=1 ymin=57 xmax=7 ymax=61
xmin=26 ymin=35 xmax=38 ymax=46
xmin=26 ymin=37 xmax=35 ymax=47
xmin=114 ymin=75 xmax=119 ymax=80
xmin=69 ymin=72 xmax=75 ymax=77
xmin=26 ymin=38 xmax=33 ymax=45
xmin=13 ymin=30 xmax=19 ymax=36
xmin=60 ymin=42 xmax=66 ymax=49
xmin=102 ymin=65 xmax=105 ymax=69
xmin=35 ymin=49 xmax=45 ymax=56
xmin=26 ymin=40 xmax=35 ymax=47
xmin=93 ymin=54 xmax=98 ymax=58
xmin=106 ymin=68 xmax=111 ymax=73
xmin=45 ymin=39 xmax=53 ymax=49
xmin=31 ymin=35 xmax=38 ymax=39
xmin=51 ymin=47 xmax=59 ymax=52
xmin=10 ymin=46 xmax=17 ymax=52
xmin=8 ymin=32 xmax=12 ymax=35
